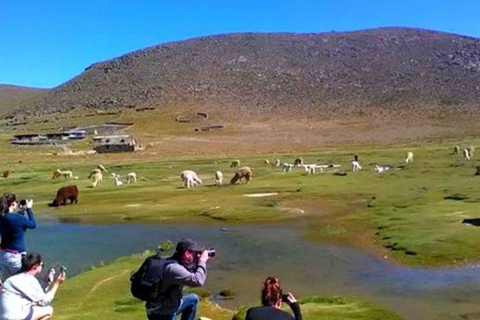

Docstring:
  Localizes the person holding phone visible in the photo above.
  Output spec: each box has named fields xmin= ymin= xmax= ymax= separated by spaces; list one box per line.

xmin=245 ymin=276 xmax=302 ymax=320
xmin=0 ymin=252 xmax=66 ymax=320
xmin=0 ymin=193 xmax=37 ymax=282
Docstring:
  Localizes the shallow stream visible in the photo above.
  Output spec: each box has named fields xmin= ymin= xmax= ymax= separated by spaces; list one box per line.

xmin=27 ymin=217 xmax=480 ymax=320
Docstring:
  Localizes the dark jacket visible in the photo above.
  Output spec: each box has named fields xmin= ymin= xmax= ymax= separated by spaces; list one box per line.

xmin=0 ymin=209 xmax=36 ymax=252
xmin=146 ymin=258 xmax=207 ymax=316
xmin=246 ymin=303 xmax=302 ymax=320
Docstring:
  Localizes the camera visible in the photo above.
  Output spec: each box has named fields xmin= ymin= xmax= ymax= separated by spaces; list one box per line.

xmin=282 ymin=294 xmax=289 ymax=302
xmin=206 ymin=249 xmax=216 ymax=258
xmin=19 ymin=199 xmax=27 ymax=206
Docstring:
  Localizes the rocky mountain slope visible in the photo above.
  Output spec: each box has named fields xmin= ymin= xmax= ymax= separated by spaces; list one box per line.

xmin=5 ymin=27 xmax=480 ymax=120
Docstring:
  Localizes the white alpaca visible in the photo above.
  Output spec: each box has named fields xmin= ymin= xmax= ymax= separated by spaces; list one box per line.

xmin=405 ymin=152 xmax=414 ymax=163
xmin=89 ymin=169 xmax=103 ymax=188
xmin=214 ymin=171 xmax=223 ymax=186
xmin=53 ymin=169 xmax=73 ymax=179
xmin=274 ymin=159 xmax=281 ymax=167
xmin=463 ymin=148 xmax=471 ymax=161
xmin=110 ymin=173 xmax=121 ymax=179
xmin=126 ymin=172 xmax=137 ymax=184
xmin=181 ymin=170 xmax=202 ymax=189
xmin=374 ymin=165 xmax=391 ymax=174
xmin=113 ymin=176 xmax=123 ymax=186
xmin=468 ymin=146 xmax=475 ymax=155
xmin=351 ymin=161 xmax=362 ymax=172
xmin=282 ymin=163 xmax=294 ymax=173
xmin=303 ymin=164 xmax=316 ymax=175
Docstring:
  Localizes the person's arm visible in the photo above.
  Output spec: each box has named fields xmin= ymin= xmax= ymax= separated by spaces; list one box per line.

xmin=286 ymin=293 xmax=302 ymax=320
xmin=22 ymin=200 xmax=36 ymax=229
xmin=43 ymin=271 xmax=66 ymax=303
xmin=170 ymin=252 xmax=209 ymax=287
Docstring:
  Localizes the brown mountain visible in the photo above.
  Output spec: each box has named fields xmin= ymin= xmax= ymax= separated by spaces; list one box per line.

xmin=5 ymin=27 xmax=480 ymax=120
xmin=0 ymin=85 xmax=47 ymax=116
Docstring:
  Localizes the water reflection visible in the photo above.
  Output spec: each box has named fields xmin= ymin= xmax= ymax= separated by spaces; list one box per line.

xmin=25 ymin=218 xmax=480 ymax=320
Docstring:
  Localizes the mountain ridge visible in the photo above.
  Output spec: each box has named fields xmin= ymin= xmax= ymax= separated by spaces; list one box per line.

xmin=4 ymin=27 xmax=480 ymax=121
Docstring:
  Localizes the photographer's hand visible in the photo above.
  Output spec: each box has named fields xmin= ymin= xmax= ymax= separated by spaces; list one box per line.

xmin=26 ymin=199 xmax=33 ymax=209
xmin=198 ymin=250 xmax=210 ymax=264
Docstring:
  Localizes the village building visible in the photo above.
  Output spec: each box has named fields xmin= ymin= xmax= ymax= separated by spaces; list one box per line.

xmin=10 ymin=131 xmax=86 ymax=145
xmin=93 ymin=134 xmax=138 ymax=153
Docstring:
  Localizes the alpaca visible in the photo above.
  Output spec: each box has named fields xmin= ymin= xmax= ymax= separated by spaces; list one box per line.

xmin=463 ymin=148 xmax=471 ymax=161
xmin=467 ymin=146 xmax=475 ymax=157
xmin=264 ymin=159 xmax=271 ymax=166
xmin=214 ymin=171 xmax=223 ymax=186
xmin=181 ymin=170 xmax=202 ymax=189
xmin=303 ymin=165 xmax=316 ymax=175
xmin=126 ymin=172 xmax=137 ymax=184
xmin=89 ymin=169 xmax=103 ymax=188
xmin=113 ymin=176 xmax=123 ymax=186
xmin=405 ymin=152 xmax=414 ymax=163
xmin=374 ymin=165 xmax=391 ymax=173
xmin=282 ymin=163 xmax=294 ymax=173
xmin=452 ymin=146 xmax=460 ymax=155
xmin=230 ymin=160 xmax=241 ymax=168
xmin=294 ymin=158 xmax=304 ymax=167
xmin=274 ymin=159 xmax=281 ymax=167
xmin=230 ymin=166 xmax=252 ymax=184
xmin=52 ymin=169 xmax=73 ymax=180
xmin=351 ymin=161 xmax=362 ymax=172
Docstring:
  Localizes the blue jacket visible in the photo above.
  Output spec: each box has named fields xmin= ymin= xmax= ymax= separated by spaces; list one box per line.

xmin=0 ymin=209 xmax=36 ymax=252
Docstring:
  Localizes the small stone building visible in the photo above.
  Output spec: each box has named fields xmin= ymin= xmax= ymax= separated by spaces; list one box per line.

xmin=93 ymin=135 xmax=137 ymax=153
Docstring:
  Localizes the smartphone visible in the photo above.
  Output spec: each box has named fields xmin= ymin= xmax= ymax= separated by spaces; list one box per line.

xmin=58 ymin=264 xmax=67 ymax=273
xmin=282 ymin=294 xmax=289 ymax=302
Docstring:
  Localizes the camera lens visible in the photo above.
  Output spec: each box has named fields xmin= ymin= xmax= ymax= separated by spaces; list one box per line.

xmin=208 ymin=249 xmax=216 ymax=258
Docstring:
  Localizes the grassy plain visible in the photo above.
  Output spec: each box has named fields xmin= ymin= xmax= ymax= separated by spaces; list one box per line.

xmin=52 ymin=251 xmax=401 ymax=320
xmin=2 ymin=109 xmax=480 ymax=269
xmin=1 ymin=138 xmax=480 ymax=267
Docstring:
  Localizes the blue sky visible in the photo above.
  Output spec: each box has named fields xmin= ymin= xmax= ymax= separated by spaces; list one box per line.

xmin=1 ymin=0 xmax=479 ymax=88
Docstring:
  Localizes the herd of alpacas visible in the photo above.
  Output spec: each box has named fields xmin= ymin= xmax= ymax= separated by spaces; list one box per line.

xmin=14 ymin=145 xmax=475 ymax=206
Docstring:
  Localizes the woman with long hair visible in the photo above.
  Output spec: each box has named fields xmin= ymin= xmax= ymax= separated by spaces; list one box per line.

xmin=245 ymin=276 xmax=302 ymax=320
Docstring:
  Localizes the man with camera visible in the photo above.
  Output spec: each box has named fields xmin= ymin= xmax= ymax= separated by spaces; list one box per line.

xmin=0 ymin=194 xmax=37 ymax=282
xmin=146 ymin=238 xmax=212 ymax=320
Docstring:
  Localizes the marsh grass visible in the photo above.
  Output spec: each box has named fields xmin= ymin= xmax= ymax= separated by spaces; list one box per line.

xmin=2 ymin=141 xmax=480 ymax=266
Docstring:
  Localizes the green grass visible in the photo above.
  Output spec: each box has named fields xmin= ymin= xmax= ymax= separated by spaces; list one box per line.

xmin=52 ymin=252 xmax=401 ymax=320
xmin=2 ymin=138 xmax=480 ymax=266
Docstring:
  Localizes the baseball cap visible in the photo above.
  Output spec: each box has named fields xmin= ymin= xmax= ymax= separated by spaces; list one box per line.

xmin=176 ymin=238 xmax=205 ymax=253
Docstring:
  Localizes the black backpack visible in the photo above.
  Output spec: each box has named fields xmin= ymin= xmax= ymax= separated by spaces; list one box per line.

xmin=130 ymin=252 xmax=170 ymax=301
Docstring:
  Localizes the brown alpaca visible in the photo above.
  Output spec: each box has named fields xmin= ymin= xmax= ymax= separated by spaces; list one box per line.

xmin=52 ymin=170 xmax=61 ymax=180
xmin=3 ymin=170 xmax=9 ymax=178
xmin=230 ymin=166 xmax=252 ymax=184
xmin=294 ymin=158 xmax=303 ymax=167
